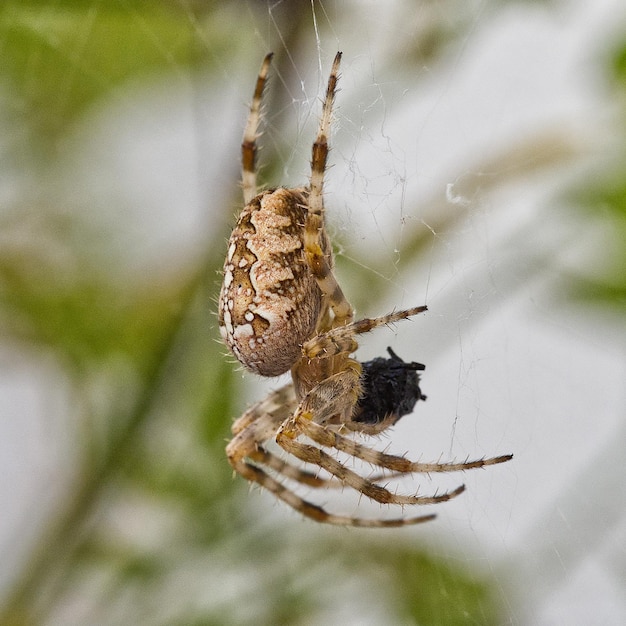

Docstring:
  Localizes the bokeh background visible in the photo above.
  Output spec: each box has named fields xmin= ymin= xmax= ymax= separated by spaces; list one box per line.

xmin=1 ymin=1 xmax=624 ymax=624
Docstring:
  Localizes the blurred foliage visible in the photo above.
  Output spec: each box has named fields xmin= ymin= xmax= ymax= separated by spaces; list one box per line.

xmin=2 ymin=2 xmax=205 ymax=160
xmin=564 ymin=39 xmax=626 ymax=309
xmin=0 ymin=0 xmax=621 ymax=625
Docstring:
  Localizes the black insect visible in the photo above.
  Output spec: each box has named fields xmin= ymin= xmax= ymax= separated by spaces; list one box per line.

xmin=356 ymin=347 xmax=426 ymax=426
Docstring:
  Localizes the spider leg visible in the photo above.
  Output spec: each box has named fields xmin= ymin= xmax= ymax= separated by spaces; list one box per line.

xmin=228 ymin=456 xmax=437 ymax=527
xmin=226 ymin=381 xmax=438 ymax=526
xmin=237 ymin=377 xmax=401 ymax=490
xmin=241 ymin=52 xmax=273 ymax=205
xmin=275 ymin=368 xmax=466 ymax=507
xmin=255 ymin=448 xmax=407 ymax=489
xmin=233 ymin=408 xmax=398 ymax=491
xmin=231 ymin=382 xmax=295 ymax=436
xmin=308 ymin=52 xmax=340 ymax=220
xmin=277 ymin=421 xmax=465 ymax=506
xmin=300 ymin=418 xmax=514 ymax=473
xmin=303 ymin=52 xmax=353 ymax=326
xmin=303 ymin=305 xmax=427 ymax=359
xmin=246 ymin=437 xmax=408 ymax=490
xmin=227 ymin=383 xmax=352 ymax=490
xmin=250 ymin=446 xmax=342 ymax=488
xmin=227 ymin=387 xmax=295 ymax=468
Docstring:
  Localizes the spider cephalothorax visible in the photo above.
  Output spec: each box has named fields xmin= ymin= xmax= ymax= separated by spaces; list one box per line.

xmin=219 ymin=52 xmax=512 ymax=527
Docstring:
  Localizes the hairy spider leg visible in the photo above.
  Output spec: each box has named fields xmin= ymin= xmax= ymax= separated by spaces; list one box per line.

xmin=228 ymin=384 xmax=340 ymax=489
xmin=228 ymin=454 xmax=437 ymax=527
xmin=229 ymin=383 xmax=406 ymax=490
xmin=275 ymin=370 xmax=467 ymax=506
xmin=241 ymin=52 xmax=273 ymax=205
xmin=303 ymin=305 xmax=428 ymax=359
xmin=230 ymin=382 xmax=293 ymax=437
xmin=302 ymin=52 xmax=353 ymax=327
xmin=298 ymin=418 xmax=513 ymax=474
xmin=227 ymin=385 xmax=438 ymax=526
xmin=277 ymin=429 xmax=466 ymax=506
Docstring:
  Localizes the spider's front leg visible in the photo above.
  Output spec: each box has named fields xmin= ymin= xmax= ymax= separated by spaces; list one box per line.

xmin=303 ymin=51 xmax=354 ymax=327
xmin=303 ymin=305 xmax=428 ymax=360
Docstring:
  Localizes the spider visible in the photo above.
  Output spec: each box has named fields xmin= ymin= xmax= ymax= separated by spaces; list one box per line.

xmin=219 ymin=52 xmax=512 ymax=527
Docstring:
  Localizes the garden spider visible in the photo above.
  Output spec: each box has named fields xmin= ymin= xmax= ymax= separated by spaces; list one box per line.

xmin=218 ymin=52 xmax=512 ymax=527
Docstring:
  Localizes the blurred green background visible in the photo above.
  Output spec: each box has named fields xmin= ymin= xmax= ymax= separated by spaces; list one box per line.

xmin=1 ymin=1 xmax=624 ymax=624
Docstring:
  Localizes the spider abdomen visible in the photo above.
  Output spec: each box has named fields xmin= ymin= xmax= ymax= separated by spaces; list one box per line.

xmin=219 ymin=188 xmax=323 ymax=376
